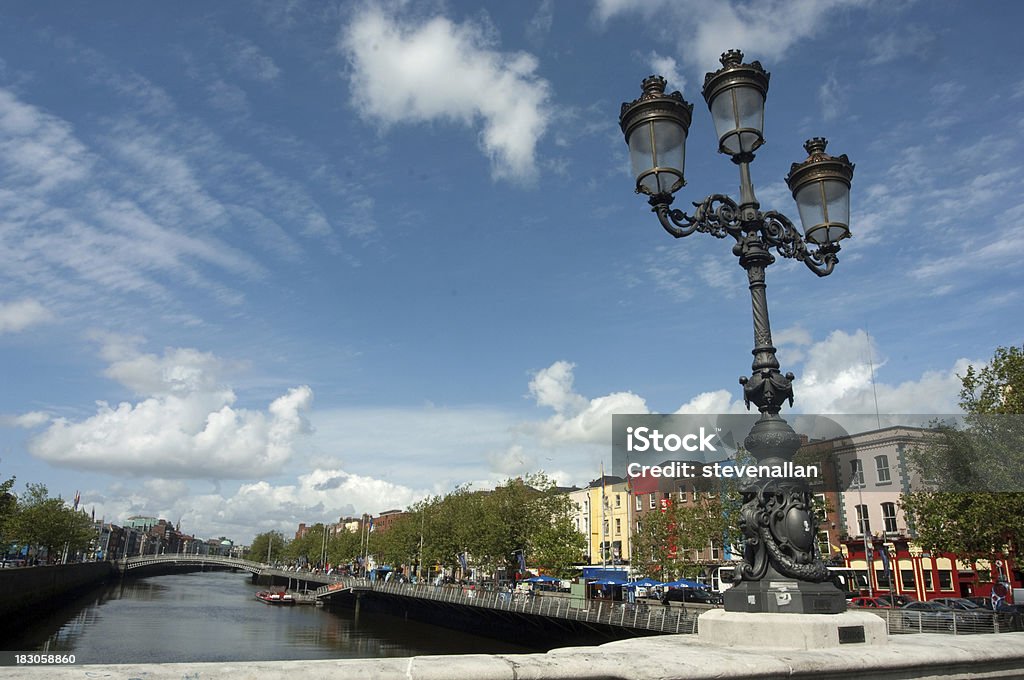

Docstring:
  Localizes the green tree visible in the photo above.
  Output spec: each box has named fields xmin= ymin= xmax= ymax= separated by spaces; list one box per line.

xmin=0 ymin=472 xmax=15 ymax=555
xmin=468 ymin=474 xmax=583 ymax=583
xmin=250 ymin=531 xmax=286 ymax=564
xmin=326 ymin=527 xmax=362 ymax=566
xmin=901 ymin=344 xmax=1024 ymax=563
xmin=282 ymin=523 xmax=328 ymax=565
xmin=10 ymin=484 xmax=94 ymax=562
xmin=630 ymin=491 xmax=732 ymax=581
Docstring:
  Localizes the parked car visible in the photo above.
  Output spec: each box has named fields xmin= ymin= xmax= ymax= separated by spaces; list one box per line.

xmin=849 ymin=596 xmax=893 ymax=608
xmin=965 ymin=596 xmax=1024 ymax=613
xmin=884 ymin=594 xmax=918 ymax=607
xmin=901 ymin=601 xmax=990 ymax=633
xmin=661 ymin=588 xmax=723 ymax=605
xmin=933 ymin=597 xmax=985 ymax=611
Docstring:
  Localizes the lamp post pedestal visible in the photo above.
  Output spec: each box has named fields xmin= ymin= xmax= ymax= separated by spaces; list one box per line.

xmin=698 ymin=609 xmax=887 ymax=649
xmin=726 ymin=415 xmax=848 ymax=614
xmin=724 ymin=568 xmax=847 ymax=614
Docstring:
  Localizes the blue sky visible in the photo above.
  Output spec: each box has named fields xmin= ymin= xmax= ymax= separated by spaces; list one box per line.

xmin=0 ymin=1 xmax=1020 ymax=543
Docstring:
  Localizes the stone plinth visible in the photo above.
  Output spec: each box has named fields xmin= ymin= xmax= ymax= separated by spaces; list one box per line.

xmin=698 ymin=609 xmax=887 ymax=649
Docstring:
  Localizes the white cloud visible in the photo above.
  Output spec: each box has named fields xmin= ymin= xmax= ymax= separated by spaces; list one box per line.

xmin=340 ymin=7 xmax=551 ymax=182
xmin=225 ymin=36 xmax=281 ymax=82
xmin=594 ymin=0 xmax=869 ymax=72
xmin=89 ymin=468 xmax=426 ymax=543
xmin=648 ymin=52 xmax=685 ymax=94
xmin=674 ymin=389 xmax=748 ymax=414
xmin=528 ymin=360 xmax=589 ymax=415
xmin=0 ymin=411 xmax=50 ymax=428
xmin=789 ymin=329 xmax=974 ymax=414
xmin=865 ymin=27 xmax=935 ymax=66
xmin=527 ymin=361 xmax=647 ymax=444
xmin=818 ymin=70 xmax=844 ymax=121
xmin=28 ymin=341 xmax=313 ymax=479
xmin=0 ymin=299 xmax=53 ymax=333
xmin=526 ymin=0 xmax=554 ymax=46
xmin=0 ymin=88 xmax=93 ymax=193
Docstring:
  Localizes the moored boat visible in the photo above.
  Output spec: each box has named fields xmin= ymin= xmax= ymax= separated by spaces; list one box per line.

xmin=255 ymin=590 xmax=296 ymax=605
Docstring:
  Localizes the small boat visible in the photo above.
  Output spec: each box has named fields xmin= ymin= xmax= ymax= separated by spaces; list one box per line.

xmin=256 ymin=590 xmax=296 ymax=605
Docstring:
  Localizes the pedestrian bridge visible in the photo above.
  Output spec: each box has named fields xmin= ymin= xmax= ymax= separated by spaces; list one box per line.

xmin=119 ymin=554 xmax=267 ymax=576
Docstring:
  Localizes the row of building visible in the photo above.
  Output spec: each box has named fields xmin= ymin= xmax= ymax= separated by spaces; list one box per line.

xmin=290 ymin=424 xmax=1020 ymax=603
xmin=92 ymin=516 xmax=239 ymax=561
xmin=566 ymin=424 xmax=1021 ymax=602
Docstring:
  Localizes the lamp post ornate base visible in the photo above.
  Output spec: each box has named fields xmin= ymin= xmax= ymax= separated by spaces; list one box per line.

xmin=724 ymin=415 xmax=847 ymax=614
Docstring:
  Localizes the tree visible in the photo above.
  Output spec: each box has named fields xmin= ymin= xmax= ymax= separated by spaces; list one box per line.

xmin=9 ymin=483 xmax=94 ymax=562
xmin=282 ymin=523 xmax=328 ymax=565
xmin=630 ymin=491 xmax=733 ymax=581
xmin=326 ymin=526 xmax=362 ymax=566
xmin=250 ymin=531 xmax=286 ymax=564
xmin=901 ymin=344 xmax=1024 ymax=564
xmin=0 ymin=472 xmax=15 ymax=556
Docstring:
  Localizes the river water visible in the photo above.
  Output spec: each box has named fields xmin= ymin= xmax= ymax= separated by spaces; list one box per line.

xmin=4 ymin=570 xmax=538 ymax=664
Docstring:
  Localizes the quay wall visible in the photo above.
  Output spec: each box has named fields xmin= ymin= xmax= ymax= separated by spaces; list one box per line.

xmin=0 ymin=562 xmax=115 ymax=622
xmin=4 ymin=632 xmax=1024 ymax=679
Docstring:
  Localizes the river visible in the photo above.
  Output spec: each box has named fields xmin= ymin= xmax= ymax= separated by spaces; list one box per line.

xmin=4 ymin=570 xmax=539 ymax=664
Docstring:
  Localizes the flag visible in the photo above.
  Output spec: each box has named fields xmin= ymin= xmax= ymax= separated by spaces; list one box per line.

xmin=879 ymin=545 xmax=891 ymax=580
xmin=516 ymin=549 xmax=526 ymax=573
xmin=458 ymin=551 xmax=468 ymax=572
xmin=73 ymin=490 xmax=80 ymax=511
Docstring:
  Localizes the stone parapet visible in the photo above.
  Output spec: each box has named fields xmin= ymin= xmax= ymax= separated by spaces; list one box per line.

xmin=3 ymin=632 xmax=1024 ymax=680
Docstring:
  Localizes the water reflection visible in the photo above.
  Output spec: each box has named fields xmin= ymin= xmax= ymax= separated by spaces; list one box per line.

xmin=4 ymin=570 xmax=536 ymax=663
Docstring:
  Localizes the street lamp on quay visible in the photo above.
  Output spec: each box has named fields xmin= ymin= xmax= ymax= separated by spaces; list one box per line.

xmin=619 ymin=50 xmax=855 ymax=615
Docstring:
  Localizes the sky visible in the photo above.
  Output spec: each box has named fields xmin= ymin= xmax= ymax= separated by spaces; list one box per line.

xmin=0 ymin=0 xmax=1021 ymax=544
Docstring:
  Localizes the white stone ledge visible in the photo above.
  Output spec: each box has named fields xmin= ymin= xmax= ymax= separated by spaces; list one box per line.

xmin=4 ymin=633 xmax=1024 ymax=680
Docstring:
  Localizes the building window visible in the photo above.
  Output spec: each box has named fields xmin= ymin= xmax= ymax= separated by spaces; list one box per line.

xmin=851 ymin=460 xmax=865 ymax=487
xmin=813 ymin=493 xmax=828 ymax=523
xmin=615 ymin=494 xmax=621 ymax=508
xmin=711 ymin=542 xmax=720 ymax=560
xmin=817 ymin=531 xmax=830 ymax=558
xmin=875 ymin=455 xmax=891 ymax=484
xmin=649 ymin=494 xmax=656 ymax=509
xmin=636 ymin=494 xmax=642 ymax=511
xmin=855 ymin=504 xmax=870 ymax=536
xmin=901 ymin=569 xmax=916 ymax=590
xmin=636 ymin=520 xmax=642 ymax=533
xmin=678 ymin=485 xmax=687 ymax=502
xmin=922 ymin=570 xmax=933 ymax=590
xmin=938 ymin=570 xmax=953 ymax=590
xmin=615 ymin=518 xmax=621 ymax=535
xmin=881 ymin=502 xmax=898 ymax=534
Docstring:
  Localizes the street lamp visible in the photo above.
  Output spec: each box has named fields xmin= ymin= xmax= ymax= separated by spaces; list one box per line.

xmin=620 ymin=50 xmax=854 ymax=615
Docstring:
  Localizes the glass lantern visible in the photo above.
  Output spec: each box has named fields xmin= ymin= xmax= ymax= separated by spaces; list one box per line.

xmin=619 ymin=76 xmax=694 ymax=196
xmin=785 ymin=138 xmax=855 ymax=245
xmin=701 ymin=50 xmax=770 ymax=158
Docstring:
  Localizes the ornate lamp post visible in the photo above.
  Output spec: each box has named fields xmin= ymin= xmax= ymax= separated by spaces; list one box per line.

xmin=620 ymin=50 xmax=854 ymax=614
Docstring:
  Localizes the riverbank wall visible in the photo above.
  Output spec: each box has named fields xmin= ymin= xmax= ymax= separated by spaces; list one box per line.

xmin=0 ymin=563 xmax=115 ymax=622
xmin=4 ymin=631 xmax=1024 ymax=679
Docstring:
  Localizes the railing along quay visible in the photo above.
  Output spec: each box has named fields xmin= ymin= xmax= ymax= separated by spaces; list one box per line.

xmin=314 ymin=577 xmax=700 ymax=635
xmin=865 ymin=608 xmax=1024 ymax=636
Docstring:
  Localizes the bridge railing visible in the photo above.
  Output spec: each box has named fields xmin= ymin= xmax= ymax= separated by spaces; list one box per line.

xmin=121 ymin=554 xmax=265 ymax=573
xmin=366 ymin=580 xmax=700 ymax=634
